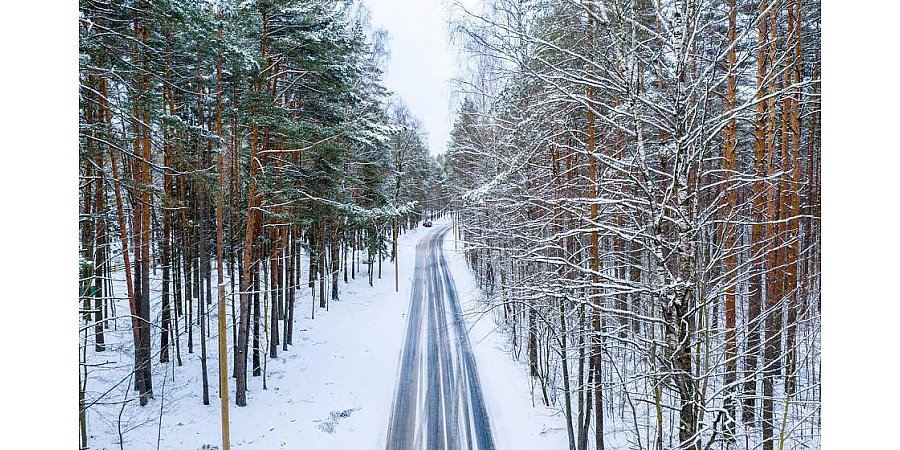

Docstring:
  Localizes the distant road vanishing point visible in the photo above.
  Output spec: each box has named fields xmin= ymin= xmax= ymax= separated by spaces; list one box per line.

xmin=385 ymin=226 xmax=496 ymax=450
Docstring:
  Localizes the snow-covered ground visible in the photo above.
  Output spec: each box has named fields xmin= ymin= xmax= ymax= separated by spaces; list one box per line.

xmin=84 ymin=218 xmax=568 ymax=449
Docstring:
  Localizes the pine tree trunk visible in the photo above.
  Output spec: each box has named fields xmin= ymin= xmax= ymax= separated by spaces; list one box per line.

xmin=286 ymin=229 xmax=296 ymax=345
xmin=320 ymin=221 xmax=327 ymax=308
xmin=745 ymin=0 xmax=770 ymax=423
xmin=721 ymin=0 xmax=739 ymax=442
xmin=93 ymin=143 xmax=107 ymax=352
xmin=269 ymin=252 xmax=279 ymax=358
xmin=762 ymin=5 xmax=782 ymax=449
xmin=199 ymin=144 xmax=211 ymax=406
xmin=331 ymin=222 xmax=340 ymax=302
xmin=214 ymin=24 xmax=232 ymax=444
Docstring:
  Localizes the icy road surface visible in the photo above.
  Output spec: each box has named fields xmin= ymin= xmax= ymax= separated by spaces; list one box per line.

xmin=386 ymin=226 xmax=496 ymax=450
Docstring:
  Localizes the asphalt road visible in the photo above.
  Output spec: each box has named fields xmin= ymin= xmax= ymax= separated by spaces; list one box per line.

xmin=386 ymin=226 xmax=496 ymax=450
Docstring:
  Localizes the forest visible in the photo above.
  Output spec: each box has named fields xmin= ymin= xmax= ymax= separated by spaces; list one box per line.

xmin=79 ymin=0 xmax=447 ymax=447
xmin=76 ymin=0 xmax=822 ymax=449
xmin=445 ymin=1 xmax=820 ymax=449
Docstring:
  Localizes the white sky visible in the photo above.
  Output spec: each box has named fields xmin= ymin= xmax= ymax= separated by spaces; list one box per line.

xmin=363 ymin=0 xmax=475 ymax=155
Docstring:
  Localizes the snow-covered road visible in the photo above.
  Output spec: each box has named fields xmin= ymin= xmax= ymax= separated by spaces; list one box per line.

xmin=386 ymin=226 xmax=496 ymax=450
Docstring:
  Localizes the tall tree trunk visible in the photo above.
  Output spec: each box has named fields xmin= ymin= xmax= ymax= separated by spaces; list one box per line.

xmin=721 ymin=0 xmax=739 ymax=443
xmin=235 ymin=11 xmax=269 ymax=406
xmin=762 ymin=4 xmax=782 ymax=449
xmin=269 ymin=250 xmax=279 ymax=359
xmin=214 ymin=17 xmax=232 ymax=445
xmin=253 ymin=267 xmax=262 ymax=373
xmin=331 ymin=222 xmax=340 ymax=302
xmin=92 ymin=138 xmax=107 ymax=352
xmin=745 ymin=0 xmax=769 ymax=424
xmin=106 ymin=97 xmax=141 ymax=402
xmin=320 ymin=221 xmax=327 ymax=309
xmin=286 ymin=228 xmax=296 ymax=345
